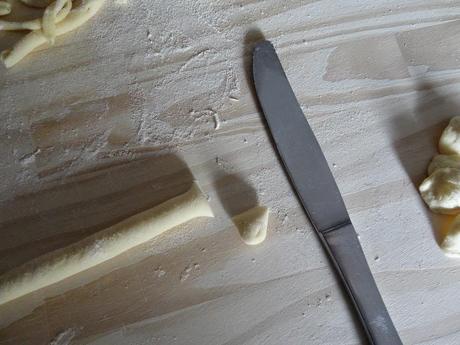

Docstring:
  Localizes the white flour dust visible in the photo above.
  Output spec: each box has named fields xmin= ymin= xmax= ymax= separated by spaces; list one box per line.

xmin=49 ymin=328 xmax=78 ymax=345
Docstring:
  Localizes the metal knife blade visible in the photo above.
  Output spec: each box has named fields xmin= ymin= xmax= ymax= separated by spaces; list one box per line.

xmin=252 ymin=41 xmax=349 ymax=233
xmin=253 ymin=40 xmax=402 ymax=345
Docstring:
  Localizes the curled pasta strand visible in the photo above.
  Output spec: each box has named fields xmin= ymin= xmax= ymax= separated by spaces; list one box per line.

xmin=0 ymin=0 xmax=71 ymax=31
xmin=1 ymin=0 xmax=106 ymax=68
xmin=42 ymin=0 xmax=70 ymax=44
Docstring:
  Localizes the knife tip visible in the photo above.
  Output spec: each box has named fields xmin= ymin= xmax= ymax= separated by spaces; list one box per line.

xmin=245 ymin=29 xmax=270 ymax=52
xmin=254 ymin=40 xmax=274 ymax=52
xmin=253 ymin=40 xmax=276 ymax=60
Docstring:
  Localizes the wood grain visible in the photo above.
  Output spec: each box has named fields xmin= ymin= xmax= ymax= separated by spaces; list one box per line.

xmin=2 ymin=0 xmax=460 ymax=344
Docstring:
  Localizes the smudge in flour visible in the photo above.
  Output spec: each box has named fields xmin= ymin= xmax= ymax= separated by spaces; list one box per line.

xmin=19 ymin=148 xmax=41 ymax=166
xmin=212 ymin=112 xmax=221 ymax=130
xmin=147 ymin=30 xmax=153 ymax=44
xmin=49 ymin=328 xmax=79 ymax=345
xmin=154 ymin=266 xmax=166 ymax=278
xmin=180 ymin=263 xmax=200 ymax=282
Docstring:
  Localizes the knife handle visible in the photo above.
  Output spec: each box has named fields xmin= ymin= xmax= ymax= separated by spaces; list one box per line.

xmin=319 ymin=223 xmax=403 ymax=345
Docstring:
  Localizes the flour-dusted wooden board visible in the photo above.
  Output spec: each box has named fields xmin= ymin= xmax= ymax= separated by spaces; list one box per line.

xmin=1 ymin=0 xmax=460 ymax=344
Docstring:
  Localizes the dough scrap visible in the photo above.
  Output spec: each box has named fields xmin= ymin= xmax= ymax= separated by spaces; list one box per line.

xmin=419 ymin=168 xmax=460 ymax=215
xmin=428 ymin=154 xmax=460 ymax=175
xmin=233 ymin=206 xmax=269 ymax=245
xmin=0 ymin=0 xmax=71 ymax=31
xmin=0 ymin=1 xmax=11 ymax=16
xmin=439 ymin=117 xmax=460 ymax=155
xmin=1 ymin=0 xmax=106 ymax=68
xmin=0 ymin=182 xmax=214 ymax=305
xmin=441 ymin=214 xmax=460 ymax=257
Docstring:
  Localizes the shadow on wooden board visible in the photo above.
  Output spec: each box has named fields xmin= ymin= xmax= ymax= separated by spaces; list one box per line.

xmin=389 ymin=79 xmax=459 ymax=245
xmin=0 ymin=154 xmax=194 ymax=275
xmin=213 ymin=172 xmax=258 ymax=218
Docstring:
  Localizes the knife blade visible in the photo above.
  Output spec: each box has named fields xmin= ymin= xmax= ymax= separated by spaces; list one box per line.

xmin=253 ymin=40 xmax=402 ymax=345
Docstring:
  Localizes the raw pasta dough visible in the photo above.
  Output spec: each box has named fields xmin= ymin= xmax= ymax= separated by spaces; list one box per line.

xmin=1 ymin=0 xmax=106 ymax=68
xmin=0 ymin=1 xmax=71 ymax=31
xmin=441 ymin=214 xmax=460 ymax=257
xmin=428 ymin=154 xmax=460 ymax=175
xmin=233 ymin=206 xmax=269 ymax=245
xmin=419 ymin=168 xmax=460 ymax=215
xmin=439 ymin=116 xmax=460 ymax=155
xmin=0 ymin=182 xmax=213 ymax=305
xmin=42 ymin=0 xmax=70 ymax=44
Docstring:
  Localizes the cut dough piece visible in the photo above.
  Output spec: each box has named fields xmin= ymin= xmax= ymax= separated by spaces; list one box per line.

xmin=441 ymin=214 xmax=460 ymax=257
xmin=0 ymin=1 xmax=11 ymax=16
xmin=419 ymin=168 xmax=460 ymax=214
xmin=0 ymin=182 xmax=214 ymax=305
xmin=0 ymin=0 xmax=71 ymax=31
xmin=1 ymin=0 xmax=106 ymax=68
xmin=439 ymin=117 xmax=460 ymax=154
xmin=428 ymin=155 xmax=460 ymax=175
xmin=233 ymin=206 xmax=269 ymax=245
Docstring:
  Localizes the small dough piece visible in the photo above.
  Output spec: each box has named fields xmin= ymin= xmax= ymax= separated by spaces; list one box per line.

xmin=233 ymin=206 xmax=269 ymax=245
xmin=1 ymin=0 xmax=106 ymax=68
xmin=439 ymin=117 xmax=460 ymax=154
xmin=441 ymin=214 xmax=460 ymax=257
xmin=419 ymin=168 xmax=460 ymax=214
xmin=0 ymin=182 xmax=214 ymax=305
xmin=0 ymin=1 xmax=11 ymax=16
xmin=0 ymin=0 xmax=71 ymax=31
xmin=428 ymin=154 xmax=460 ymax=175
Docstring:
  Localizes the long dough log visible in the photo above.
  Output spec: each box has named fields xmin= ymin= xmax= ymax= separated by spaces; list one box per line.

xmin=0 ymin=182 xmax=214 ymax=305
xmin=1 ymin=0 xmax=106 ymax=68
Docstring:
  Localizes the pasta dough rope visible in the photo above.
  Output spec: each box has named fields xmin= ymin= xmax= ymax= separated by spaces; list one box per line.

xmin=0 ymin=0 xmax=71 ymax=31
xmin=0 ymin=182 xmax=214 ymax=305
xmin=1 ymin=0 xmax=106 ymax=68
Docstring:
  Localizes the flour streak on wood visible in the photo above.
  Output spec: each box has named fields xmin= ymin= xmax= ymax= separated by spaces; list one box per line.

xmin=1 ymin=0 xmax=460 ymax=344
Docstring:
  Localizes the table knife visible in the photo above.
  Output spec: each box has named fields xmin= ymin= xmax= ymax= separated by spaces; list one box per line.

xmin=252 ymin=40 xmax=403 ymax=345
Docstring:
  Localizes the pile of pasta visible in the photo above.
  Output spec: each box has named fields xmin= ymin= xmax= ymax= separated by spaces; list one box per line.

xmin=0 ymin=0 xmax=105 ymax=68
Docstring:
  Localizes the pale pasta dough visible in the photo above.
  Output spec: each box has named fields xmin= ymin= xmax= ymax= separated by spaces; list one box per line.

xmin=0 ymin=1 xmax=11 ymax=16
xmin=1 ymin=0 xmax=105 ymax=68
xmin=233 ymin=206 xmax=269 ymax=245
xmin=419 ymin=168 xmax=460 ymax=215
xmin=439 ymin=117 xmax=460 ymax=155
xmin=428 ymin=154 xmax=460 ymax=175
xmin=441 ymin=214 xmax=460 ymax=257
xmin=42 ymin=0 xmax=70 ymax=44
xmin=0 ymin=0 xmax=71 ymax=31
xmin=0 ymin=182 xmax=214 ymax=305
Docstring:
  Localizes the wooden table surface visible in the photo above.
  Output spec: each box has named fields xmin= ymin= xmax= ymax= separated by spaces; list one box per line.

xmin=2 ymin=1 xmax=460 ymax=344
